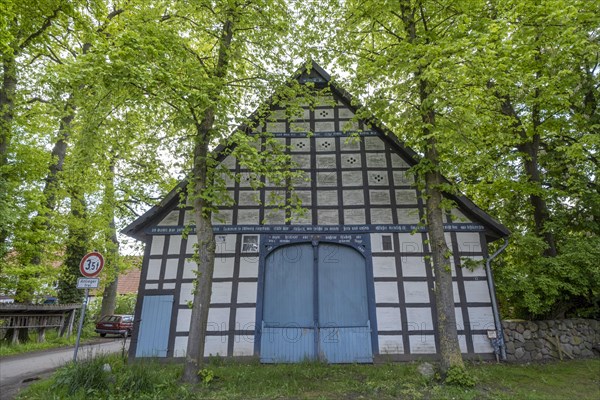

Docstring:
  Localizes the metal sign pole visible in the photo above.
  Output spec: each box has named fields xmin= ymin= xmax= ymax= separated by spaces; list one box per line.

xmin=73 ymin=288 xmax=89 ymax=362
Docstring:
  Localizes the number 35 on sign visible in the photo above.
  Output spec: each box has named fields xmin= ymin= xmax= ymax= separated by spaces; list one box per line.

xmin=79 ymin=252 xmax=105 ymax=278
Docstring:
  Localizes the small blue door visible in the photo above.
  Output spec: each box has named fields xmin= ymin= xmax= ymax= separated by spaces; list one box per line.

xmin=260 ymin=242 xmax=372 ymax=363
xmin=136 ymin=295 xmax=173 ymax=357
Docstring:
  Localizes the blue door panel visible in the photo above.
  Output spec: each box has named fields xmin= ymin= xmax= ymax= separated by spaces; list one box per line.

xmin=263 ymin=243 xmax=313 ymax=326
xmin=320 ymin=325 xmax=373 ymax=363
xmin=318 ymin=244 xmax=369 ymax=326
xmin=136 ymin=295 xmax=173 ymax=357
xmin=261 ymin=325 xmax=316 ymax=363
xmin=261 ymin=243 xmax=314 ymax=362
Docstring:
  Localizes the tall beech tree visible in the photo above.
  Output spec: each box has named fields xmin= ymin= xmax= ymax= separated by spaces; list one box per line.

xmin=463 ymin=0 xmax=600 ymax=319
xmin=326 ymin=0 xmax=497 ymax=375
xmin=88 ymin=0 xmax=304 ymax=382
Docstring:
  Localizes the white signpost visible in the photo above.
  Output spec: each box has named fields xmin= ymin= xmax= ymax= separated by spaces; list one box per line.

xmin=73 ymin=252 xmax=104 ymax=362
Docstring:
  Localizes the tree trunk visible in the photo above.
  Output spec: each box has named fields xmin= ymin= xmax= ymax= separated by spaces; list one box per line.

xmin=401 ymin=0 xmax=464 ymax=375
xmin=420 ymin=80 xmax=464 ymax=375
xmin=424 ymin=139 xmax=465 ymax=374
xmin=497 ymin=91 xmax=557 ymax=257
xmin=100 ymin=163 xmax=120 ymax=317
xmin=182 ymin=17 xmax=234 ymax=384
xmin=182 ymin=118 xmax=217 ymax=383
xmin=0 ymin=52 xmax=17 ymax=257
xmin=57 ymin=190 xmax=88 ymax=304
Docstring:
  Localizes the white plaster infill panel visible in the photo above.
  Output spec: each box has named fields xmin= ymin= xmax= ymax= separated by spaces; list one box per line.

xmin=456 ymin=232 xmax=482 ymax=253
xmin=401 ymin=257 xmax=427 ymax=277
xmin=459 ymin=256 xmax=486 ymax=278
xmin=239 ymin=257 xmax=259 ymax=278
xmin=213 ymin=256 xmax=235 ymax=278
xmin=396 ymin=209 xmax=420 ymax=224
xmin=344 ymin=209 xmax=366 ymax=224
xmin=207 ymin=308 xmax=230 ymax=333
xmin=342 ymin=190 xmax=365 ymax=206
xmin=391 ymin=153 xmax=410 ymax=168
xmin=233 ymin=336 xmax=255 ymax=356
xmin=364 ymin=136 xmax=385 ymax=150
xmin=405 ymin=308 xmax=433 ymax=332
xmin=147 ymin=259 xmax=161 ymax=280
xmin=204 ymin=336 xmax=228 ymax=357
xmin=164 ymin=259 xmax=178 ymax=280
xmin=472 ymin=334 xmax=494 ymax=353
xmin=317 ymin=190 xmax=338 ymax=206
xmin=173 ymin=336 xmax=188 ymax=357
xmin=158 ymin=211 xmax=179 ymax=226
xmin=370 ymin=208 xmax=392 ymax=224
xmin=185 ymin=235 xmax=197 ymax=254
xmin=211 ymin=282 xmax=233 ymax=304
xmin=375 ymin=282 xmax=400 ymax=304
xmin=342 ymin=170 xmax=363 ymax=186
xmin=340 ymin=136 xmax=361 ymax=151
xmin=179 ymin=282 xmax=194 ymax=305
xmin=403 ymin=281 xmax=431 ymax=304
xmin=366 ymin=153 xmax=387 ymax=168
xmin=467 ymin=307 xmax=495 ymax=331
xmin=235 ymin=307 xmax=256 ymax=331
xmin=372 ymin=256 xmax=397 ymax=278
xmin=318 ymin=209 xmax=339 ymax=225
xmin=168 ymin=235 xmax=182 ymax=254
xmin=378 ymin=336 xmax=404 ymax=354
xmin=397 ymin=233 xmax=423 ymax=253
xmin=376 ymin=308 xmax=402 ymax=331
xmin=409 ymin=335 xmax=436 ymax=354
xmin=182 ymin=260 xmax=197 ymax=279
xmin=464 ymin=281 xmax=492 ymax=303
xmin=150 ymin=236 xmax=165 ymax=255
xmin=237 ymin=282 xmax=258 ymax=304
xmin=176 ymin=308 xmax=192 ymax=332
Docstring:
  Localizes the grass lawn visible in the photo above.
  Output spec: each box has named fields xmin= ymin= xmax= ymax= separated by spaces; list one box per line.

xmin=0 ymin=330 xmax=81 ymax=357
xmin=17 ymin=356 xmax=600 ymax=399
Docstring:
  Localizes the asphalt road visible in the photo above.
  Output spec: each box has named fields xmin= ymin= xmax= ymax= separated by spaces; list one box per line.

xmin=0 ymin=337 xmax=129 ymax=400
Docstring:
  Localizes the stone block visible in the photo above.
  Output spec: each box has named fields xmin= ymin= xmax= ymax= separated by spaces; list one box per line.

xmin=523 ymin=330 xmax=532 ymax=340
xmin=516 ymin=324 xmax=525 ymax=334
xmin=524 ymin=342 xmax=536 ymax=351
xmin=560 ymin=335 xmax=569 ymax=344
xmin=505 ymin=341 xmax=515 ymax=354
xmin=514 ymin=332 xmax=525 ymax=343
xmin=514 ymin=347 xmax=525 ymax=359
xmin=581 ymin=349 xmax=594 ymax=357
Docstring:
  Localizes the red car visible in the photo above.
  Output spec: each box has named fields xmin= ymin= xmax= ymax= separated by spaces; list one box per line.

xmin=95 ymin=314 xmax=133 ymax=337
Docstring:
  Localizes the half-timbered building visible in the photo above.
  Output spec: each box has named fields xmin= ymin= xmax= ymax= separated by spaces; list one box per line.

xmin=123 ymin=62 xmax=509 ymax=363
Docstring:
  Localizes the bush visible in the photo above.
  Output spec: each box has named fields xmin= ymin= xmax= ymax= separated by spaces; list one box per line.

xmin=444 ymin=366 xmax=476 ymax=387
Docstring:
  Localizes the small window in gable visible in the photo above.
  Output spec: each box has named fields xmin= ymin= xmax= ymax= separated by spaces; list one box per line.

xmin=382 ymin=235 xmax=393 ymax=251
xmin=242 ymin=235 xmax=259 ymax=252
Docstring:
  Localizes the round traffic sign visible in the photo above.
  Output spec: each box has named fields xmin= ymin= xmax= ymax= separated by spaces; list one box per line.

xmin=79 ymin=252 xmax=105 ymax=278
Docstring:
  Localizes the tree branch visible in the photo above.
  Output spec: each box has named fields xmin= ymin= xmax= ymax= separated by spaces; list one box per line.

xmin=19 ymin=7 xmax=62 ymax=50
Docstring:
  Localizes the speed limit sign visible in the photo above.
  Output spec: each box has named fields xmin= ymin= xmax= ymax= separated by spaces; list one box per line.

xmin=79 ymin=252 xmax=105 ymax=278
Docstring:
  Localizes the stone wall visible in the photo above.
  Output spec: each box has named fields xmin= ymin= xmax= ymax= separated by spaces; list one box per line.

xmin=502 ymin=319 xmax=600 ymax=362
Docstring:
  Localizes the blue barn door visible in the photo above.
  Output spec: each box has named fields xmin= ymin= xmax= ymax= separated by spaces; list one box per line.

xmin=136 ymin=295 xmax=173 ymax=357
xmin=261 ymin=243 xmax=314 ymax=363
xmin=318 ymin=243 xmax=372 ymax=363
xmin=260 ymin=242 xmax=372 ymax=363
